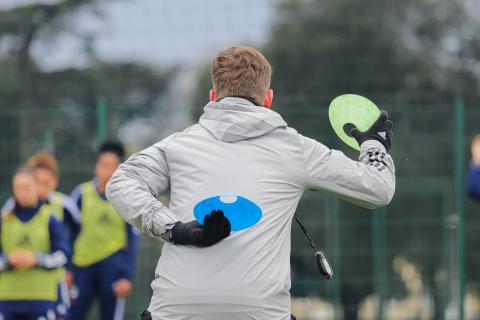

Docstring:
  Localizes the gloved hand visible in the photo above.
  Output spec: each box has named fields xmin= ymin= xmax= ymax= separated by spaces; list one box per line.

xmin=172 ymin=210 xmax=231 ymax=247
xmin=350 ymin=110 xmax=393 ymax=150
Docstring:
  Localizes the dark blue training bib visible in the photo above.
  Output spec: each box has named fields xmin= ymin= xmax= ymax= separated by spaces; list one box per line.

xmin=193 ymin=194 xmax=262 ymax=231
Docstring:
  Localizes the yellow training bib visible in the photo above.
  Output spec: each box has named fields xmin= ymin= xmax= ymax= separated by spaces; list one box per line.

xmin=72 ymin=182 xmax=127 ymax=267
xmin=0 ymin=205 xmax=59 ymax=301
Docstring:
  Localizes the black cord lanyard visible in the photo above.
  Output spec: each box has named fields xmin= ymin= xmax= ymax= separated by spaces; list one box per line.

xmin=294 ymin=215 xmax=333 ymax=280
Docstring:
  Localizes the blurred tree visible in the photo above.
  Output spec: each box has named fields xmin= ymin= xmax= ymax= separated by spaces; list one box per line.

xmin=266 ymin=0 xmax=479 ymax=106
xmin=191 ymin=63 xmax=212 ymax=121
xmin=0 ymin=1 xmax=173 ymax=192
xmin=0 ymin=4 xmax=173 ymax=317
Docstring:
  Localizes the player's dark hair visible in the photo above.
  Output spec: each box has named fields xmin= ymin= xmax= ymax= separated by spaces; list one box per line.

xmin=98 ymin=141 xmax=125 ymax=161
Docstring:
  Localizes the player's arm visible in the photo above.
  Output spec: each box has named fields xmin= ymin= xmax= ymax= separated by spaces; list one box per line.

xmin=120 ymin=224 xmax=139 ymax=280
xmin=300 ymin=112 xmax=395 ymax=209
xmin=0 ymin=199 xmax=14 ymax=271
xmin=467 ymin=136 xmax=480 ymax=200
xmin=35 ymin=215 xmax=69 ymax=270
xmin=67 ymin=186 xmax=82 ymax=261
xmin=106 ymin=135 xmax=180 ymax=237
xmin=0 ymin=255 xmax=7 ymax=271
xmin=112 ymin=225 xmax=139 ymax=298
xmin=1 ymin=196 xmax=14 ymax=216
xmin=62 ymin=194 xmax=81 ymax=226
xmin=61 ymin=195 xmax=81 ymax=244
xmin=0 ymin=220 xmax=9 ymax=272
xmin=467 ymin=166 xmax=480 ymax=200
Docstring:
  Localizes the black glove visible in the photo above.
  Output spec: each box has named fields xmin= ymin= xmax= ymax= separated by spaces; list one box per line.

xmin=350 ymin=110 xmax=393 ymax=150
xmin=171 ymin=210 xmax=231 ymax=247
xmin=141 ymin=310 xmax=152 ymax=320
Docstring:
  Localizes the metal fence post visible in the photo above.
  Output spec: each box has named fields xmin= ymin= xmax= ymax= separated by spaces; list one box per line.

xmin=96 ymin=96 xmax=107 ymax=144
xmin=43 ymin=129 xmax=54 ymax=153
xmin=373 ymin=208 xmax=385 ymax=320
xmin=327 ymin=197 xmax=341 ymax=319
xmin=455 ymin=97 xmax=465 ymax=320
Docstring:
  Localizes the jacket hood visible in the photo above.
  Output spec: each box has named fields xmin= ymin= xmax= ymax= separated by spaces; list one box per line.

xmin=199 ymin=97 xmax=287 ymax=143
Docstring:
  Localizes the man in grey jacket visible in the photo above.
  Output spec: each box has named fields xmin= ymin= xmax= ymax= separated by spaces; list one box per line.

xmin=106 ymin=45 xmax=396 ymax=320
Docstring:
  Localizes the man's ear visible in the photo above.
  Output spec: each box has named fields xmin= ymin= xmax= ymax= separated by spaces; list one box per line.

xmin=209 ymin=89 xmax=217 ymax=102
xmin=263 ymin=89 xmax=273 ymax=108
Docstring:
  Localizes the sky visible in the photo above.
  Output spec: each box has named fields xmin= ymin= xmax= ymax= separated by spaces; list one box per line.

xmin=0 ymin=0 xmax=281 ymax=70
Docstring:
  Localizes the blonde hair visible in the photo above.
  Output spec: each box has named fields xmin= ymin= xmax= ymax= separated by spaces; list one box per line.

xmin=27 ymin=151 xmax=59 ymax=179
xmin=211 ymin=45 xmax=272 ymax=103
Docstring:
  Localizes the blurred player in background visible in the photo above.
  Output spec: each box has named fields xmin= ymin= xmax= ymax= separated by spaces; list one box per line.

xmin=0 ymin=167 xmax=69 ymax=319
xmin=70 ymin=142 xmax=138 ymax=320
xmin=467 ymin=134 xmax=480 ymax=199
xmin=1 ymin=152 xmax=80 ymax=319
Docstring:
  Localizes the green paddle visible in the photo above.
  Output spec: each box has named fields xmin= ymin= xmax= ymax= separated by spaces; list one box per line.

xmin=328 ymin=94 xmax=381 ymax=151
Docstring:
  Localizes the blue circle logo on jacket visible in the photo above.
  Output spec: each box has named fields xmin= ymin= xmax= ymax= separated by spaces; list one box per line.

xmin=194 ymin=194 xmax=262 ymax=231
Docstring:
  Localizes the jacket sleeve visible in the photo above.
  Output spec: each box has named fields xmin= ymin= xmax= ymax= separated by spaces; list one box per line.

xmin=106 ymin=136 xmax=180 ymax=237
xmin=1 ymin=197 xmax=14 ymax=216
xmin=0 ymin=255 xmax=7 ymax=271
xmin=467 ymin=164 xmax=480 ymax=200
xmin=300 ymin=135 xmax=396 ymax=209
xmin=61 ymin=195 xmax=81 ymax=251
xmin=0 ymin=219 xmax=8 ymax=272
xmin=35 ymin=215 xmax=69 ymax=270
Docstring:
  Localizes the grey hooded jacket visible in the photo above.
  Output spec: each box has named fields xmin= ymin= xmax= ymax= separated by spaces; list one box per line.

xmin=106 ymin=97 xmax=396 ymax=320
